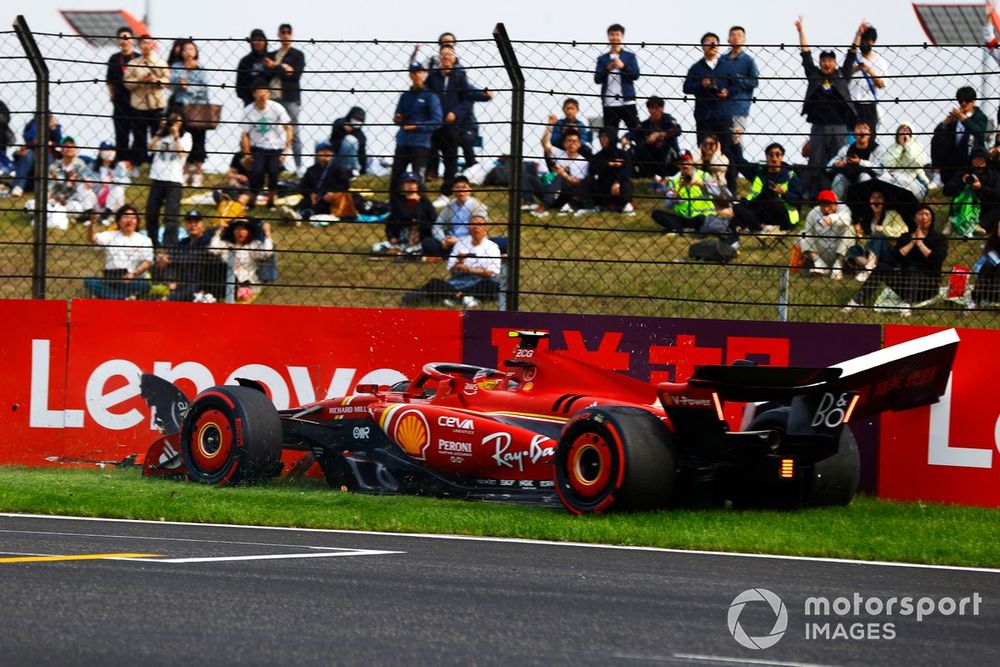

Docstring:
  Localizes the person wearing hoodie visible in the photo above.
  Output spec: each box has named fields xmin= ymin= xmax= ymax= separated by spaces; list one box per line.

xmin=389 ymin=62 xmax=442 ymax=194
xmin=879 ymin=122 xmax=930 ymax=200
xmin=943 ymin=147 xmax=1000 ymax=236
xmin=329 ymin=106 xmax=368 ymax=174
xmin=235 ymin=29 xmax=270 ymax=106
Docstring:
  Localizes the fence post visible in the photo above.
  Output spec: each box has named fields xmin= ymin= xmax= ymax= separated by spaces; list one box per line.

xmin=492 ymin=23 xmax=524 ymax=312
xmin=777 ymin=267 xmax=789 ymax=322
xmin=13 ymin=16 xmax=49 ymax=300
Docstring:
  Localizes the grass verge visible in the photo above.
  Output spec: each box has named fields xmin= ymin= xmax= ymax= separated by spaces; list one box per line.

xmin=2 ymin=466 xmax=999 ymax=568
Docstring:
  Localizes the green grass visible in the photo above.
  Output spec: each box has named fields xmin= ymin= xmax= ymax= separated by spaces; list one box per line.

xmin=2 ymin=465 xmax=1000 ymax=568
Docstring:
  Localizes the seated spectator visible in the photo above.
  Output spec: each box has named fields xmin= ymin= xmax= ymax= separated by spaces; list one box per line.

xmin=541 ymin=125 xmax=591 ymax=212
xmin=880 ymin=122 xmax=930 ymax=201
xmin=9 ymin=114 xmax=63 ymax=197
xmin=695 ymin=133 xmax=729 ymax=184
xmin=590 ymin=128 xmax=634 ymax=213
xmin=931 ymin=86 xmax=989 ymax=184
xmin=83 ymin=204 xmax=154 ymax=299
xmin=240 ymin=78 xmax=292 ymax=209
xmin=627 ymin=95 xmax=682 ymax=179
xmin=844 ymin=204 xmax=948 ymax=315
xmin=215 ymin=188 xmax=253 ymax=227
xmin=25 ymin=137 xmax=97 ymax=230
xmin=208 ymin=218 xmax=275 ymax=303
xmin=483 ymin=155 xmax=548 ymax=209
xmin=441 ymin=213 xmax=503 ymax=307
xmin=329 ymin=106 xmax=367 ymax=174
xmin=87 ymin=140 xmax=130 ymax=222
xmin=849 ymin=189 xmax=908 ymax=283
xmin=422 ymin=175 xmax=486 ymax=259
xmin=733 ymin=142 xmax=802 ymax=232
xmin=651 ymin=151 xmax=717 ymax=234
xmin=0 ymin=98 xmax=12 ymax=176
xmin=800 ymin=189 xmax=853 ymax=279
xmin=943 ymin=147 xmax=1000 ymax=236
xmin=372 ymin=172 xmax=436 ymax=255
xmin=827 ymin=121 xmax=883 ymax=200
xmin=972 ymin=224 xmax=1000 ymax=306
xmin=549 ymin=98 xmax=594 ymax=158
xmin=287 ymin=142 xmax=355 ymax=224
xmin=163 ymin=210 xmax=227 ymax=301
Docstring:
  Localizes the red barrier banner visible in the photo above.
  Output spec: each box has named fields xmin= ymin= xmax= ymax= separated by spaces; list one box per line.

xmin=11 ymin=301 xmax=462 ymax=465
xmin=0 ymin=300 xmax=72 ymax=464
xmin=879 ymin=325 xmax=1000 ymax=507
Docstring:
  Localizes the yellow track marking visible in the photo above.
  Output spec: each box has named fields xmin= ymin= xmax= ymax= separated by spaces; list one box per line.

xmin=0 ymin=553 xmax=160 ymax=564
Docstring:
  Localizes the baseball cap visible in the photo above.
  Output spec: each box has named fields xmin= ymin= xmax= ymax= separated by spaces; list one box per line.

xmin=61 ymin=136 xmax=76 ymax=145
xmin=185 ymin=209 xmax=204 ymax=221
xmin=99 ymin=140 xmax=115 ymax=150
xmin=676 ymin=150 xmax=693 ymax=162
xmin=249 ymin=28 xmax=266 ymax=40
xmin=400 ymin=171 xmax=420 ymax=183
xmin=817 ymin=189 xmax=837 ymax=203
xmin=314 ymin=141 xmax=333 ymax=152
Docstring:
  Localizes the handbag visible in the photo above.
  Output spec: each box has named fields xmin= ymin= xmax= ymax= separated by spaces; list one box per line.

xmin=182 ymin=103 xmax=222 ymax=130
xmin=788 ymin=241 xmax=804 ymax=273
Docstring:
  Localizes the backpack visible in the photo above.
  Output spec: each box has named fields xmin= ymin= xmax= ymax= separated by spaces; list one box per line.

xmin=688 ymin=239 xmax=737 ymax=263
xmin=949 ymin=185 xmax=980 ymax=237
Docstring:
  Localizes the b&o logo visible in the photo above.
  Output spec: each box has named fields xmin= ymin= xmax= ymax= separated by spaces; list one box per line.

xmin=728 ymin=588 xmax=788 ymax=650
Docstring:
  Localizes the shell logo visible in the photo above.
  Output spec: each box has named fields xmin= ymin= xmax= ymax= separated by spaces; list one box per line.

xmin=394 ymin=409 xmax=430 ymax=460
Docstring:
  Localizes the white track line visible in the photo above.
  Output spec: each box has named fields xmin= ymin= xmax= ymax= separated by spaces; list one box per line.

xmin=112 ymin=549 xmax=402 ymax=564
xmin=3 ymin=512 xmax=999 ymax=575
xmin=672 ymin=653 xmax=831 ymax=667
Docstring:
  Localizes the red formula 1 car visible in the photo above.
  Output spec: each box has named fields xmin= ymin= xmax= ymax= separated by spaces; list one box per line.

xmin=140 ymin=329 xmax=959 ymax=514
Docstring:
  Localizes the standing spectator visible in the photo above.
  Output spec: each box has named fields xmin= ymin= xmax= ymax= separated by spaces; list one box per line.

xmin=931 ymin=86 xmax=989 ymax=182
xmin=799 ymin=189 xmax=853 ymax=279
xmin=734 ymin=142 xmax=803 ymax=232
xmin=549 ymin=98 xmax=594 ymax=157
xmin=264 ymin=23 xmax=306 ymax=174
xmin=795 ymin=16 xmax=855 ymax=198
xmin=724 ymin=25 xmax=759 ymax=182
xmin=240 ymin=79 xmax=293 ymax=209
xmin=105 ymin=26 xmax=139 ymax=166
xmin=208 ymin=218 xmax=275 ymax=303
xmin=541 ymin=124 xmax=591 ymax=213
xmin=236 ymin=29 xmax=270 ymax=106
xmin=422 ymin=175 xmax=486 ymax=258
xmin=844 ymin=204 xmax=948 ymax=315
xmin=390 ymin=62 xmax=442 ymax=193
xmin=426 ymin=44 xmax=479 ymax=206
xmin=169 ymin=39 xmax=210 ymax=186
xmin=87 ymin=140 xmax=129 ymax=220
xmin=828 ymin=121 xmax=883 ymax=200
xmin=627 ymin=96 xmax=682 ymax=179
xmin=682 ymin=32 xmax=737 ymax=149
xmin=329 ymin=106 xmax=368 ymax=175
xmin=373 ymin=172 xmax=436 ymax=255
xmin=290 ymin=142 xmax=355 ymax=223
xmin=845 ymin=22 xmax=887 ymax=140
xmin=123 ymin=35 xmax=169 ymax=168
xmin=83 ymin=204 xmax=154 ymax=300
xmin=146 ymin=111 xmax=191 ymax=247
xmin=594 ymin=23 xmax=641 ymax=144
xmin=652 ymin=151 xmax=718 ymax=234
xmin=590 ymin=129 xmax=634 ymax=213
xmin=9 ymin=114 xmax=63 ymax=197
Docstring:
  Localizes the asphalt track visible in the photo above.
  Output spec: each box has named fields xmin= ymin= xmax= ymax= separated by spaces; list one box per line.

xmin=0 ymin=513 xmax=996 ymax=666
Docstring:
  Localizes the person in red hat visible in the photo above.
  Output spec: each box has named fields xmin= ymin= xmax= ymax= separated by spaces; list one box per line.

xmin=800 ymin=189 xmax=853 ymax=279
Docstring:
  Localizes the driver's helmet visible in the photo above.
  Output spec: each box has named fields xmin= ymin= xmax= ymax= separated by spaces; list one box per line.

xmin=473 ymin=368 xmax=500 ymax=391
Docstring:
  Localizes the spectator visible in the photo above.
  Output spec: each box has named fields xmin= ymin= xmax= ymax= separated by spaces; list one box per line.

xmin=549 ymin=98 xmax=594 ymax=157
xmin=87 ymin=140 xmax=129 ymax=221
xmin=410 ymin=31 xmax=456 ymax=71
xmin=880 ymin=122 xmax=931 ymax=201
xmin=651 ymin=151 xmax=717 ymax=234
xmin=390 ymin=62 xmax=442 ymax=193
xmin=943 ymin=147 xmax=1000 ymax=237
xmin=146 ymin=111 xmax=191 ymax=246
xmin=931 ymin=86 xmax=989 ymax=182
xmin=724 ymin=25 xmax=759 ymax=182
xmin=166 ymin=210 xmax=227 ymax=301
xmin=594 ymin=23 xmax=641 ymax=144
xmin=123 ymin=34 xmax=169 ymax=167
xmin=695 ymin=133 xmax=729 ymax=184
xmin=208 ymin=218 xmax=275 ymax=303
xmin=828 ymin=121 xmax=883 ymax=200
xmin=422 ymin=175 xmax=486 ymax=258
xmin=9 ymin=114 xmax=63 ymax=197
xmin=844 ymin=204 xmax=948 ymax=316
xmin=104 ymin=26 xmax=140 ymax=166
xmin=442 ymin=213 xmax=503 ymax=308
xmin=25 ymin=137 xmax=96 ymax=230
xmin=850 ymin=189 xmax=908 ymax=284
xmin=329 ymin=106 xmax=368 ymax=175
xmin=83 ymin=204 xmax=154 ymax=300
xmin=682 ymin=32 xmax=736 ymax=150
xmin=590 ymin=129 xmax=634 ymax=214
xmin=540 ymin=124 xmax=591 ymax=213
xmin=264 ymin=23 xmax=306 ymax=174
xmin=627 ymin=95 xmax=682 ymax=179
xmin=372 ymin=172 xmax=436 ymax=255
xmin=236 ymin=29 xmax=270 ymax=106
xmin=426 ymin=44 xmax=480 ymax=205
xmin=733 ymin=142 xmax=803 ymax=232
xmin=845 ymin=22 xmax=887 ymax=140
xmin=221 ymin=150 xmax=251 ymax=199
xmin=169 ymin=39 xmax=210 ymax=186
xmin=971 ymin=223 xmax=1000 ymax=306
xmin=0 ymin=98 xmax=11 ymax=176
xmin=288 ymin=142 xmax=355 ymax=224
xmin=795 ymin=16 xmax=855 ymax=198
xmin=800 ymin=189 xmax=853 ymax=279
xmin=240 ymin=78 xmax=293 ymax=209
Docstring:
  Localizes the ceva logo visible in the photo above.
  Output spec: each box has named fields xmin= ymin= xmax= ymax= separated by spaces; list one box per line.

xmin=728 ymin=588 xmax=788 ymax=650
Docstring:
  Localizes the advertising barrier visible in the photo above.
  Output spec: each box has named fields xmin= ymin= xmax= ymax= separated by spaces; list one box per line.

xmin=878 ymin=326 xmax=1000 ymax=507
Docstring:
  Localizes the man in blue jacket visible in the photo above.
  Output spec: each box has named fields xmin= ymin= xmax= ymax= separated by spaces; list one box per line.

xmin=594 ymin=23 xmax=640 ymax=145
xmin=683 ymin=32 xmax=737 ymax=152
xmin=390 ymin=61 xmax=443 ymax=195
xmin=427 ymin=44 xmax=480 ymax=205
xmin=724 ymin=26 xmax=759 ymax=187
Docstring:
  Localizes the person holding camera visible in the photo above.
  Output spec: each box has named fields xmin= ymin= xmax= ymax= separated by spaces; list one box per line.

xmin=683 ymin=32 xmax=737 ymax=153
xmin=146 ymin=111 xmax=191 ymax=247
xmin=943 ymin=147 xmax=1000 ymax=236
xmin=123 ymin=34 xmax=169 ymax=167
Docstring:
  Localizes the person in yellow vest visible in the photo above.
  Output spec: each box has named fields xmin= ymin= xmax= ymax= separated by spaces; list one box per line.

xmin=652 ymin=150 xmax=719 ymax=234
xmin=733 ymin=142 xmax=803 ymax=234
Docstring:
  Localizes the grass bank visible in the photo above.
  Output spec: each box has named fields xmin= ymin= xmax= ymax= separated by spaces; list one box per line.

xmin=1 ymin=466 xmax=998 ymax=568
